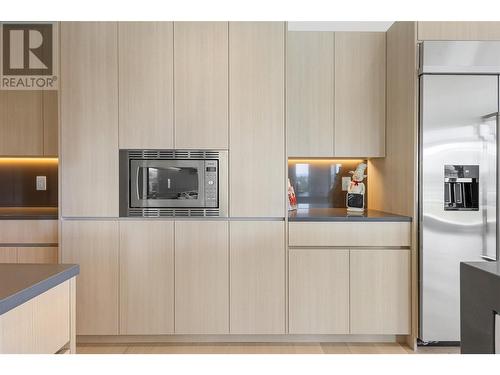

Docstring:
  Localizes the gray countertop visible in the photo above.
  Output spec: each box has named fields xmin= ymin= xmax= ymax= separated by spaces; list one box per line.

xmin=0 ymin=207 xmax=58 ymax=220
xmin=288 ymin=207 xmax=412 ymax=222
xmin=0 ymin=264 xmax=79 ymax=315
xmin=462 ymin=261 xmax=500 ymax=279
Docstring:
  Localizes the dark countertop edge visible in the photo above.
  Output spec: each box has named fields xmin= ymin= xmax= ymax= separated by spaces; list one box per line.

xmin=0 ymin=265 xmax=80 ymax=316
xmin=0 ymin=216 xmax=59 ymax=220
xmin=288 ymin=211 xmax=412 ymax=222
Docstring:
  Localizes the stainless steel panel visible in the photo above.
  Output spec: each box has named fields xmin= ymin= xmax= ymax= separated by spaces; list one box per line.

xmin=420 ymin=75 xmax=498 ymax=342
xmin=420 ymin=41 xmax=500 ymax=74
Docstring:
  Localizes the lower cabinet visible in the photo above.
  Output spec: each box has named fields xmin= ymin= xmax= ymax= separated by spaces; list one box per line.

xmin=230 ymin=221 xmax=285 ymax=334
xmin=289 ymin=249 xmax=350 ymax=334
xmin=288 ymin=248 xmax=410 ymax=335
xmin=0 ymin=247 xmax=58 ymax=264
xmin=0 ymin=247 xmax=18 ymax=263
xmin=174 ymin=221 xmax=229 ymax=334
xmin=119 ymin=221 xmax=174 ymax=334
xmin=61 ymin=220 xmax=119 ymax=335
xmin=350 ymin=249 xmax=410 ymax=334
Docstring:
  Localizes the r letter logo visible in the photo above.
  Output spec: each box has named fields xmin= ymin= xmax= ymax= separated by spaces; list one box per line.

xmin=0 ymin=22 xmax=58 ymax=90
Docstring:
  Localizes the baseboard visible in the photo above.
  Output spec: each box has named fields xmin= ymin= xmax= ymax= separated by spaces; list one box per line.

xmin=77 ymin=334 xmax=398 ymax=344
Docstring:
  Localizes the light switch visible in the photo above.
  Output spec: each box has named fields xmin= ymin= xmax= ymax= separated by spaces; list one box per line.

xmin=342 ymin=177 xmax=351 ymax=191
xmin=36 ymin=176 xmax=47 ymax=191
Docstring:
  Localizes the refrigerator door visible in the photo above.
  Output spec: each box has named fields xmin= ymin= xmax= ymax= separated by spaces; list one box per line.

xmin=420 ymin=75 xmax=498 ymax=342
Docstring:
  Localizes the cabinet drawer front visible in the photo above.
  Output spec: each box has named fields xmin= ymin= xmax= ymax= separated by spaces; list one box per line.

xmin=0 ymin=220 xmax=57 ymax=244
xmin=288 ymin=222 xmax=410 ymax=247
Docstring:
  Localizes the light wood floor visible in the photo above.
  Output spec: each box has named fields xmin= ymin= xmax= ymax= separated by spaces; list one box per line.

xmin=76 ymin=343 xmax=461 ymax=354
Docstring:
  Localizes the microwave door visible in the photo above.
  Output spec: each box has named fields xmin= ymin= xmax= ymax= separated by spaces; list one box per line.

xmin=130 ymin=160 xmax=205 ymax=208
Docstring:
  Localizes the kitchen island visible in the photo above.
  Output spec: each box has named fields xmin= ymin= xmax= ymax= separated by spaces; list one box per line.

xmin=460 ymin=261 xmax=500 ymax=354
xmin=0 ymin=264 xmax=79 ymax=354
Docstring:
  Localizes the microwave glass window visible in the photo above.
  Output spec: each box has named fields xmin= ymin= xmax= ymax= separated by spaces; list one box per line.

xmin=140 ymin=166 xmax=199 ymax=200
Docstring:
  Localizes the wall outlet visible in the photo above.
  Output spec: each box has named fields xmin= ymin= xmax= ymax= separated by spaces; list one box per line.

xmin=342 ymin=176 xmax=351 ymax=191
xmin=36 ymin=176 xmax=47 ymax=191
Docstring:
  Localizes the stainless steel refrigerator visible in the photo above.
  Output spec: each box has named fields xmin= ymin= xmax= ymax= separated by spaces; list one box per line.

xmin=419 ymin=41 xmax=500 ymax=343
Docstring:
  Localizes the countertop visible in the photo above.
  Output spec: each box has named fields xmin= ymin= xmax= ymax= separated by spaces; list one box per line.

xmin=288 ymin=207 xmax=412 ymax=222
xmin=0 ymin=264 xmax=79 ymax=315
xmin=461 ymin=261 xmax=500 ymax=279
xmin=0 ymin=207 xmax=58 ymax=220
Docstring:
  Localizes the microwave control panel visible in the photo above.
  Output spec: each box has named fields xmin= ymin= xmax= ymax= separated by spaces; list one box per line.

xmin=204 ymin=160 xmax=218 ymax=207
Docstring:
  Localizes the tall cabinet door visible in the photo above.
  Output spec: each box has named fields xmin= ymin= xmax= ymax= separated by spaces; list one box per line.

xmin=118 ymin=22 xmax=174 ymax=149
xmin=174 ymin=22 xmax=228 ymax=149
xmin=119 ymin=221 xmax=174 ymax=334
xmin=61 ymin=220 xmax=119 ymax=335
xmin=230 ymin=221 xmax=285 ymax=334
xmin=334 ymin=32 xmax=386 ymax=157
xmin=174 ymin=221 xmax=229 ymax=334
xmin=287 ymin=31 xmax=334 ymax=157
xmin=229 ymin=22 xmax=285 ymax=217
xmin=60 ymin=22 xmax=118 ymax=217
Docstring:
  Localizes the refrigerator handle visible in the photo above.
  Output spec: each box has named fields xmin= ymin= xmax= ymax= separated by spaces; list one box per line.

xmin=480 ymin=111 xmax=499 ymax=261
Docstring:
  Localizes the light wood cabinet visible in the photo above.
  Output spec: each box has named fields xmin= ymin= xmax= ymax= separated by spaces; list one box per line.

xmin=60 ymin=22 xmax=118 ymax=217
xmin=0 ymin=247 xmax=17 ymax=263
xmin=42 ymin=91 xmax=58 ymax=156
xmin=174 ymin=22 xmax=228 ymax=149
xmin=118 ymin=22 xmax=174 ymax=149
xmin=418 ymin=21 xmax=500 ymax=41
xmin=0 ymin=247 xmax=58 ymax=263
xmin=229 ymin=22 xmax=285 ymax=217
xmin=289 ymin=221 xmax=411 ymax=248
xmin=334 ymin=32 xmax=386 ymax=157
xmin=119 ymin=221 xmax=174 ymax=335
xmin=17 ymin=247 xmax=58 ymax=263
xmin=174 ymin=221 xmax=229 ymax=334
xmin=230 ymin=221 xmax=285 ymax=334
xmin=287 ymin=32 xmax=334 ymax=156
xmin=289 ymin=249 xmax=350 ymax=334
xmin=0 ymin=220 xmax=58 ymax=244
xmin=350 ymin=249 xmax=410 ymax=334
xmin=61 ymin=220 xmax=119 ymax=335
xmin=0 ymin=91 xmax=43 ymax=156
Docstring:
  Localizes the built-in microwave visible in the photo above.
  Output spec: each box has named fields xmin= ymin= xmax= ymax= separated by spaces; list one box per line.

xmin=119 ymin=149 xmax=227 ymax=217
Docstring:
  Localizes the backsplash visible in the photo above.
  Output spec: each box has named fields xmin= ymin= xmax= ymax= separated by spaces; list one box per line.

xmin=288 ymin=159 xmax=368 ymax=208
xmin=0 ymin=158 xmax=58 ymax=207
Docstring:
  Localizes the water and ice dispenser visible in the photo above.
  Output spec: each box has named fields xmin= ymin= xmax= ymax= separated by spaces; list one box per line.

xmin=444 ymin=165 xmax=479 ymax=211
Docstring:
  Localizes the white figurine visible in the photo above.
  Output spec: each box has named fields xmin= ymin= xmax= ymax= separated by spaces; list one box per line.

xmin=346 ymin=163 xmax=367 ymax=212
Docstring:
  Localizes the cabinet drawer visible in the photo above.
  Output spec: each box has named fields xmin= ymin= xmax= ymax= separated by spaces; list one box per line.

xmin=0 ymin=220 xmax=58 ymax=244
xmin=288 ymin=222 xmax=411 ymax=247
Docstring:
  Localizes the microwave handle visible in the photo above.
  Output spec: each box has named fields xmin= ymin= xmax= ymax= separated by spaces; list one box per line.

xmin=137 ymin=167 xmax=144 ymax=200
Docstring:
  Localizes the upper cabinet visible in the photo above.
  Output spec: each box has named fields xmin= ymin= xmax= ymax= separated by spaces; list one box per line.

xmin=334 ymin=32 xmax=386 ymax=157
xmin=287 ymin=32 xmax=334 ymax=156
xmin=0 ymin=90 xmax=57 ymax=156
xmin=60 ymin=22 xmax=119 ymax=217
xmin=229 ymin=22 xmax=285 ymax=217
xmin=418 ymin=21 xmax=500 ymax=40
xmin=118 ymin=22 xmax=174 ymax=149
xmin=286 ymin=31 xmax=386 ymax=158
xmin=174 ymin=22 xmax=229 ymax=149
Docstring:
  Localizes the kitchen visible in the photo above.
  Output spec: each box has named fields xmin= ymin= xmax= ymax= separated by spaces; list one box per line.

xmin=1 ymin=2 xmax=500 ymax=372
